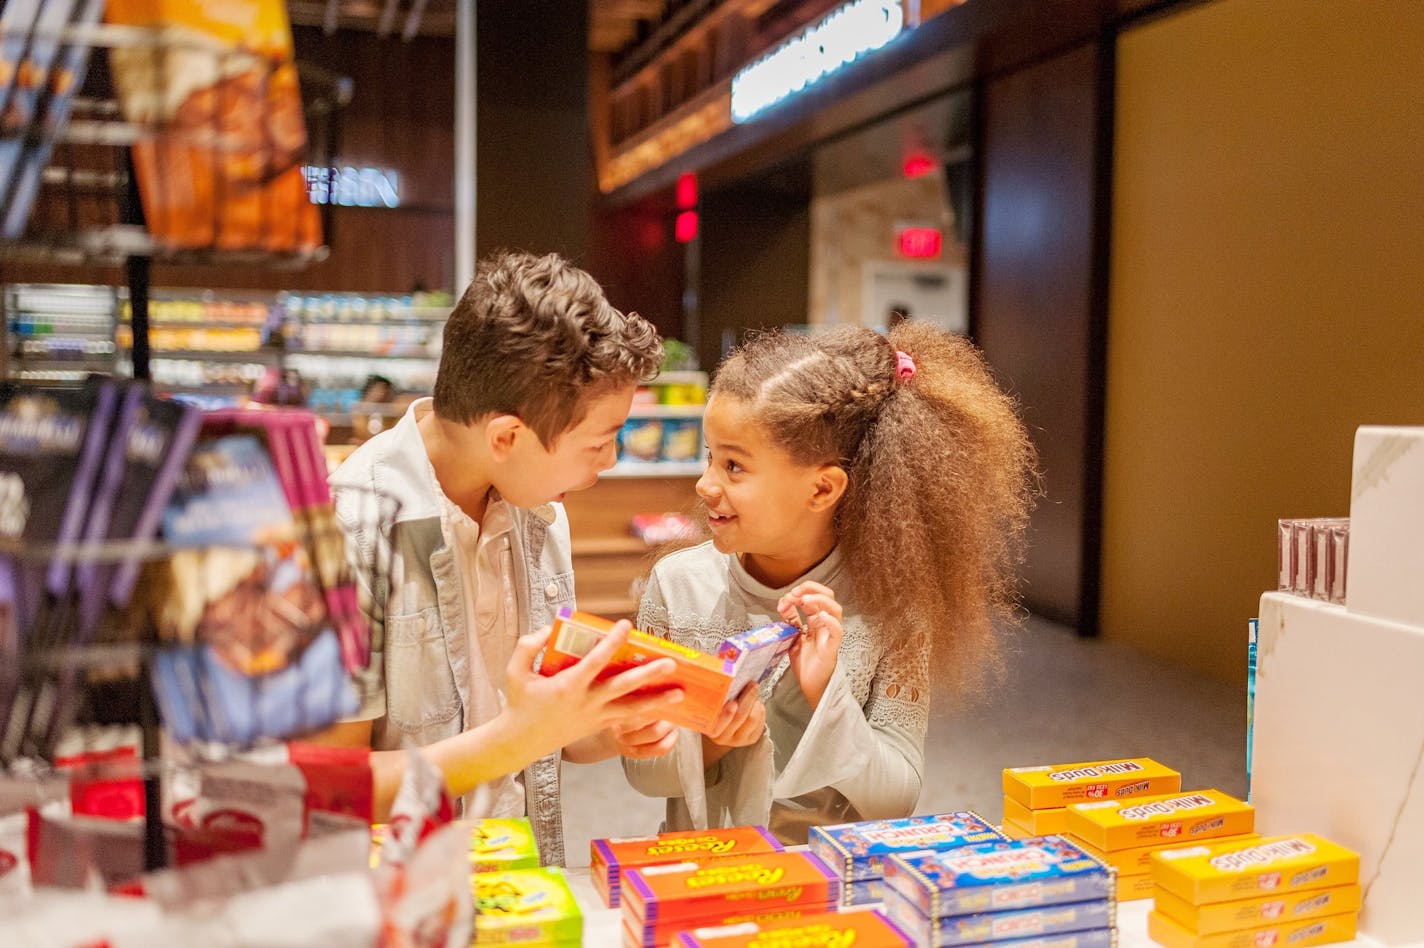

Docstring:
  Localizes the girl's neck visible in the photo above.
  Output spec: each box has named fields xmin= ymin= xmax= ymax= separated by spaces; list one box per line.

xmin=740 ymin=526 xmax=837 ymax=589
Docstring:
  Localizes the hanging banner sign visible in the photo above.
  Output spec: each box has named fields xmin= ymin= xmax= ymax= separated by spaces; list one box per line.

xmin=730 ymin=0 xmax=906 ymax=124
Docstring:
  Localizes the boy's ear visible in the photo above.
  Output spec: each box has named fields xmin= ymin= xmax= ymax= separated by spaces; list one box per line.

xmin=809 ymin=464 xmax=849 ymax=512
xmin=485 ymin=413 xmax=525 ymax=460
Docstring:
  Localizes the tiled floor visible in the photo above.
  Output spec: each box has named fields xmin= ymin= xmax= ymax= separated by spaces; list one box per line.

xmin=560 ymin=615 xmax=1248 ymax=866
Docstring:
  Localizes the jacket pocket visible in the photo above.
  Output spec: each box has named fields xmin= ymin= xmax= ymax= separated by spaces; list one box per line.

xmin=529 ymin=568 xmax=576 ymax=629
xmin=383 ymin=607 xmax=462 ymax=732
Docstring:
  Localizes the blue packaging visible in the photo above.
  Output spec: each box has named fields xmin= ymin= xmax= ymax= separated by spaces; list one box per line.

xmin=883 ymin=887 xmax=1115 ymax=947
xmin=810 ymin=812 xmax=1005 ymax=882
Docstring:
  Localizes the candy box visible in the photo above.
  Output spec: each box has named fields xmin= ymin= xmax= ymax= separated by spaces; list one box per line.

xmin=539 ymin=608 xmax=735 ymax=732
xmin=1148 ymin=834 xmax=1360 ymax=906
xmin=718 ymin=622 xmax=801 ymax=699
xmin=1070 ymin=832 xmax=1260 ymax=876
xmin=1002 ymin=797 xmax=1069 ymax=835
xmin=883 ymin=836 xmax=1113 ymax=919
xmin=1003 ymin=758 xmax=1181 ymax=810
xmin=1001 ymin=818 xmax=1036 ymax=841
xmin=1116 ymin=873 xmax=1155 ymax=901
xmin=1066 ymin=789 xmax=1254 ymax=851
xmin=473 ymin=867 xmax=582 ymax=945
xmin=808 ymin=811 xmax=1004 ymax=882
xmin=622 ymin=851 xmax=840 ymax=942
xmin=1146 ymin=908 xmax=1358 ymax=948
xmin=846 ymin=877 xmax=887 ymax=906
xmin=673 ymin=908 xmax=913 ymax=947
xmin=372 ymin=818 xmax=540 ymax=874
xmin=1153 ymin=883 xmax=1361 ymax=936
xmin=592 ymin=826 xmax=783 ymax=908
xmin=883 ymin=887 xmax=1115 ymax=947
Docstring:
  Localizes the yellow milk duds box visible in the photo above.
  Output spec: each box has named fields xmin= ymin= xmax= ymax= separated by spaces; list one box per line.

xmin=1065 ymin=788 xmax=1253 ymax=852
xmin=1118 ymin=872 xmax=1156 ymax=901
xmin=1001 ymin=817 xmax=1035 ymax=841
xmin=1003 ymin=758 xmax=1180 ymax=809
xmin=1149 ymin=833 xmax=1360 ymax=906
xmin=1003 ymin=796 xmax=1070 ymax=834
xmin=1073 ymin=832 xmax=1260 ymax=876
xmin=1147 ymin=908 xmax=1358 ymax=948
xmin=1154 ymin=883 xmax=1361 ymax=936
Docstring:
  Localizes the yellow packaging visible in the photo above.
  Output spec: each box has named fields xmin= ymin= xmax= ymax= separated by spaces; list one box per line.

xmin=1066 ymin=789 xmax=1253 ymax=852
xmin=1003 ymin=758 xmax=1181 ymax=810
xmin=1072 ymin=832 xmax=1260 ymax=875
xmin=1003 ymin=796 xmax=1069 ymax=834
xmin=1147 ymin=909 xmax=1358 ymax=948
xmin=1000 ymin=817 xmax=1036 ymax=840
xmin=1117 ymin=872 xmax=1156 ymax=901
xmin=1149 ymin=834 xmax=1360 ymax=906
xmin=1154 ymin=883 xmax=1361 ymax=936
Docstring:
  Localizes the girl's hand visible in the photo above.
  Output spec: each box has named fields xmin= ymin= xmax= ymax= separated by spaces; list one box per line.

xmin=700 ymin=681 xmax=766 ymax=766
xmin=612 ymin=719 xmax=679 ymax=760
xmin=777 ymin=582 xmax=843 ymax=710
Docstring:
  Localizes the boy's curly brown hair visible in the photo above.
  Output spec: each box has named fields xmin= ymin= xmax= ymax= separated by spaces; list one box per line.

xmin=434 ymin=251 xmax=663 ymax=445
xmin=712 ymin=323 xmax=1039 ymax=697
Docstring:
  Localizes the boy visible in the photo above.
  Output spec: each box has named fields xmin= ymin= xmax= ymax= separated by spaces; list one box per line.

xmin=325 ymin=251 xmax=684 ymax=865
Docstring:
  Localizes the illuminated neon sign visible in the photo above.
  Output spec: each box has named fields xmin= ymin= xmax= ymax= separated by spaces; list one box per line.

xmin=730 ymin=0 xmax=905 ymax=124
xmin=303 ymin=166 xmax=401 ymax=208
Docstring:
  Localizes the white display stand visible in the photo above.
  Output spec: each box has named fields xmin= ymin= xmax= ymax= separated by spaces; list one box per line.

xmin=1249 ymin=426 xmax=1424 ymax=948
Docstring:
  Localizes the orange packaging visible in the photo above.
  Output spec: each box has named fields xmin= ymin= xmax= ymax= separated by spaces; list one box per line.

xmin=592 ymin=826 xmax=784 ymax=909
xmin=1117 ymin=872 xmax=1156 ymax=901
xmin=1147 ymin=908 xmax=1358 ymax=948
xmin=104 ymin=0 xmax=321 ymax=253
xmin=673 ymin=908 xmax=913 ymax=947
xmin=1003 ymin=796 xmax=1070 ymax=834
xmin=1003 ymin=758 xmax=1181 ymax=810
xmin=1072 ymin=832 xmax=1261 ymax=876
xmin=540 ymin=608 xmax=735 ymax=732
xmin=1154 ymin=883 xmax=1361 ymax=936
xmin=622 ymin=852 xmax=840 ymax=946
xmin=1065 ymin=789 xmax=1254 ymax=851
xmin=1001 ymin=817 xmax=1036 ymax=840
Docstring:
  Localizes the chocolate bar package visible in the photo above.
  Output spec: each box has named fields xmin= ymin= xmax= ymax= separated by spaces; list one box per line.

xmin=883 ymin=885 xmax=1115 ymax=947
xmin=592 ymin=825 xmax=783 ymax=909
xmin=473 ymin=866 xmax=582 ymax=946
xmin=1003 ymin=758 xmax=1181 ymax=810
xmin=1065 ymin=788 xmax=1254 ymax=851
xmin=1147 ymin=907 xmax=1356 ymax=948
xmin=2 ymin=0 xmax=105 ymax=238
xmin=1153 ymin=882 xmax=1361 ymax=936
xmin=718 ymin=621 xmax=800 ymax=698
xmin=809 ymin=811 xmax=1004 ymax=883
xmin=674 ymin=908 xmax=913 ymax=947
xmin=884 ymin=837 xmax=1114 ymax=920
xmin=1148 ymin=833 xmax=1360 ymax=906
xmin=151 ymin=433 xmax=355 ymax=744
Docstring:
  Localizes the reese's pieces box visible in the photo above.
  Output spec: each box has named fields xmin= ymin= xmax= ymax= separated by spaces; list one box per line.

xmin=592 ymin=826 xmax=783 ymax=908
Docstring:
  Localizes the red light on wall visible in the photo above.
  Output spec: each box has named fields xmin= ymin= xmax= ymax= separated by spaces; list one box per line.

xmin=897 ymin=226 xmax=943 ymax=258
xmin=902 ymin=153 xmax=936 ymax=179
xmin=675 ymin=172 xmax=698 ymax=209
xmin=675 ymin=210 xmax=699 ymax=243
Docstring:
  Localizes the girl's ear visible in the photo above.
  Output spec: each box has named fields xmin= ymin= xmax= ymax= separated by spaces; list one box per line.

xmin=485 ymin=413 xmax=525 ymax=460
xmin=809 ymin=464 xmax=849 ymax=512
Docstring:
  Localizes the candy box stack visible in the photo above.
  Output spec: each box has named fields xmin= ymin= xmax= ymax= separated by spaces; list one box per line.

xmin=592 ymin=826 xmax=784 ymax=908
xmin=881 ymin=836 xmax=1116 ymax=947
xmin=1147 ymin=834 xmax=1361 ymax=948
xmin=808 ymin=812 xmax=1004 ymax=906
xmin=621 ymin=850 xmax=841 ymax=947
xmin=1064 ymin=788 xmax=1256 ymax=902
xmin=674 ymin=909 xmax=913 ymax=947
xmin=473 ymin=866 xmax=583 ymax=946
xmin=1001 ymin=758 xmax=1181 ymax=840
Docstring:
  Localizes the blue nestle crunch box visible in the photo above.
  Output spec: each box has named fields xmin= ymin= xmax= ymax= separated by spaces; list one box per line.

xmin=884 ymin=836 xmax=1115 ymax=919
xmin=810 ymin=812 xmax=1005 ymax=883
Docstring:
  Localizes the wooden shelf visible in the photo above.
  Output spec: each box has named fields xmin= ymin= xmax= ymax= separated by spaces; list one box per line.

xmin=575 ymin=596 xmax=638 ymax=619
xmin=572 ymin=536 xmax=652 ymax=556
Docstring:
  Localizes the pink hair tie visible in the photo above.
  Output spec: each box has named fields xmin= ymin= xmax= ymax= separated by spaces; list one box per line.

xmin=895 ymin=350 xmax=917 ymax=383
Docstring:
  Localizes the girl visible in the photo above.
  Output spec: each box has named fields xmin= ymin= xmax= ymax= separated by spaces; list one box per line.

xmin=620 ymin=322 xmax=1037 ymax=843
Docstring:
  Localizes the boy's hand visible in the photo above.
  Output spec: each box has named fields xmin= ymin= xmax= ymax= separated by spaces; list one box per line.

xmin=503 ymin=622 xmax=684 ymax=758
xmin=777 ymin=582 xmax=843 ymax=710
xmin=612 ymin=719 xmax=679 ymax=760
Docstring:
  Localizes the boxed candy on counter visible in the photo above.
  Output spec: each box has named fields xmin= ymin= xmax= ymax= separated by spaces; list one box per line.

xmin=473 ymin=866 xmax=582 ymax=946
xmin=622 ymin=851 xmax=840 ymax=947
xmin=1003 ymin=758 xmax=1180 ymax=810
xmin=592 ymin=826 xmax=783 ymax=908
xmin=1146 ymin=906 xmax=1357 ymax=948
xmin=1153 ymin=883 xmax=1361 ymax=936
xmin=883 ymin=888 xmax=1115 ymax=948
xmin=883 ymin=836 xmax=1114 ymax=920
xmin=1148 ymin=833 xmax=1359 ymax=905
xmin=673 ymin=908 xmax=913 ymax=947
xmin=1065 ymin=789 xmax=1254 ymax=851
xmin=1070 ymin=833 xmax=1260 ymax=877
xmin=718 ymin=622 xmax=801 ymax=698
xmin=371 ymin=818 xmax=539 ymax=874
xmin=1003 ymin=796 xmax=1070 ymax=836
xmin=809 ymin=811 xmax=1003 ymax=884
xmin=846 ymin=877 xmax=888 ymax=906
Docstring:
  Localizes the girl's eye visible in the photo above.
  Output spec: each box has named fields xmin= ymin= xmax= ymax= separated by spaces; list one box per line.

xmin=724 ymin=459 xmax=741 ymax=474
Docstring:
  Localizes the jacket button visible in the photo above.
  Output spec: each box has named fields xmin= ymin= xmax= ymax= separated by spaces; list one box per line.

xmin=544 ymin=582 xmax=559 ymax=599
